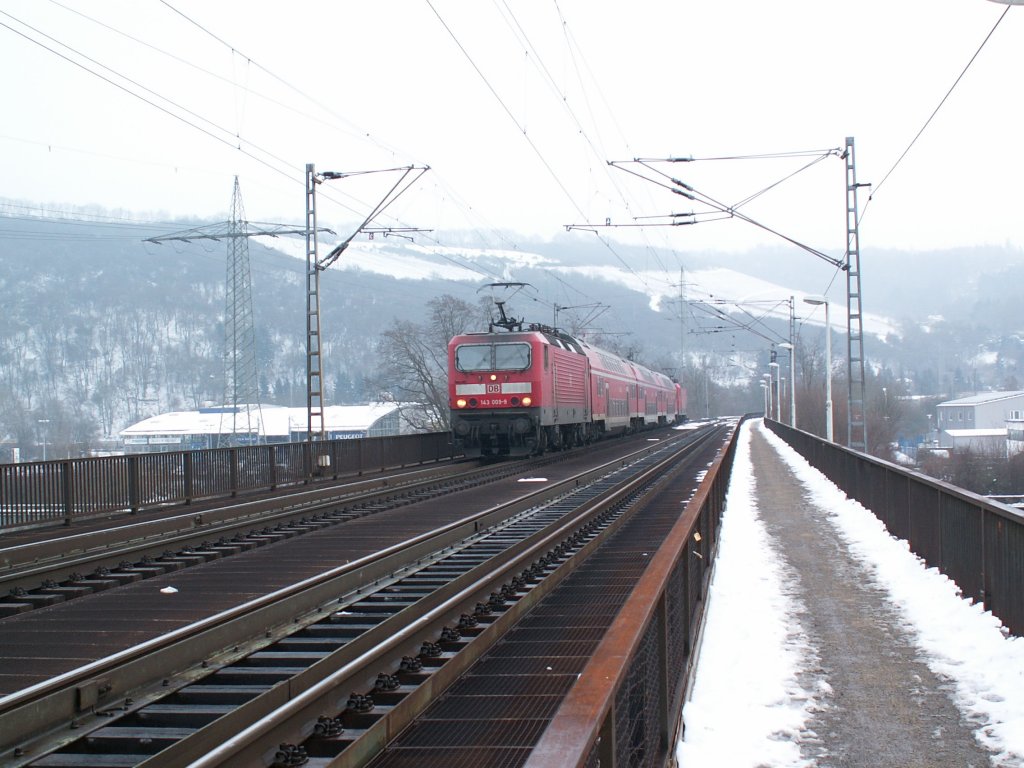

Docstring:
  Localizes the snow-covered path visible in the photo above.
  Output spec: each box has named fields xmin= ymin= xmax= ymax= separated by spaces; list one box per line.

xmin=677 ymin=419 xmax=1024 ymax=767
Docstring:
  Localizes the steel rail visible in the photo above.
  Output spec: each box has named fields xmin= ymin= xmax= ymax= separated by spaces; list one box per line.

xmin=174 ymin=430 xmax=721 ymax=768
xmin=0 ymin=431 xmax=696 ymax=762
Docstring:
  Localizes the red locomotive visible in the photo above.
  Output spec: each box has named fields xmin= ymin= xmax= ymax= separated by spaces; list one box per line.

xmin=448 ymin=304 xmax=686 ymax=458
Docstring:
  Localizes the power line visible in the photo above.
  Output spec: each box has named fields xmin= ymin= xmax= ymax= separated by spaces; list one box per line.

xmin=3 ymin=6 xmax=431 ymax=232
xmin=0 ymin=13 xmax=300 ymax=185
xmin=869 ymin=5 xmax=1012 ymax=203
xmin=154 ymin=1 xmax=567 ymax=287
xmin=46 ymin=0 xmax=393 ymax=154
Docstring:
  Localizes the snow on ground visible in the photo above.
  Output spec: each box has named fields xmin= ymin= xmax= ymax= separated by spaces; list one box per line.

xmin=760 ymin=423 xmax=1024 ymax=766
xmin=269 ymin=237 xmax=555 ymax=280
xmin=679 ymin=419 xmax=1024 ymax=767
xmin=270 ymin=238 xmax=484 ymax=282
xmin=677 ymin=421 xmax=821 ymax=768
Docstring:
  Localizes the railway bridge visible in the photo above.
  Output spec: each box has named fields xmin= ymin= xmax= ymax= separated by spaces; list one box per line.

xmin=0 ymin=419 xmax=1020 ymax=767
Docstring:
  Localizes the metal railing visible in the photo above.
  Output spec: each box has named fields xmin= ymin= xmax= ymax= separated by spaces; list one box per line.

xmin=527 ymin=419 xmax=742 ymax=768
xmin=0 ymin=433 xmax=456 ymax=532
xmin=766 ymin=419 xmax=1024 ymax=637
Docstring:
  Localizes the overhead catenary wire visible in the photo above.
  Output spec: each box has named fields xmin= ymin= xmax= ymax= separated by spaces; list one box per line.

xmin=599 ymin=157 xmax=846 ymax=270
xmin=494 ymin=0 xmax=671 ymax=280
xmin=154 ymin=0 xmax=383 ymax=149
xmin=551 ymin=0 xmax=683 ymax=282
xmin=686 ymin=298 xmax=790 ymax=345
xmin=429 ymin=1 xmax=698 ymax=319
xmin=870 ymin=5 xmax=1011 ymax=203
xmin=49 ymin=3 xmax=644 ymax=324
xmin=617 ymin=146 xmax=850 ymax=348
xmin=425 ymin=0 xmax=669 ymax=317
xmin=47 ymin=0 xmax=546 ymax=257
xmin=423 ymin=0 xmax=593 ymax=231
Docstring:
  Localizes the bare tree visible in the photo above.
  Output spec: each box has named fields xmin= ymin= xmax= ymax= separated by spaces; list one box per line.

xmin=368 ymin=295 xmax=488 ymax=432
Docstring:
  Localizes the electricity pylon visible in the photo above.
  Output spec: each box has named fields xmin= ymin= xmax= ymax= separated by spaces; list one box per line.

xmin=145 ymin=178 xmax=314 ymax=445
xmin=222 ymin=177 xmax=260 ymax=444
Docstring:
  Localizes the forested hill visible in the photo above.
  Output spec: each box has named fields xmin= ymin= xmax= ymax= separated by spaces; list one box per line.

xmin=2 ymin=209 xmax=1023 ymax=458
xmin=0 ymin=214 xmax=440 ymax=452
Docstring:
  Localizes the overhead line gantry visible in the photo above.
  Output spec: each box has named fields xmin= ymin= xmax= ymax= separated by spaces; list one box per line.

xmin=568 ymin=142 xmax=869 ymax=450
xmin=304 ymin=163 xmax=430 ymax=446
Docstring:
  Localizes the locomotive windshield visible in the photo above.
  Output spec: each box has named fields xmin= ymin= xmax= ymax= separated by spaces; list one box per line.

xmin=455 ymin=344 xmax=492 ymax=371
xmin=494 ymin=343 xmax=530 ymax=370
xmin=456 ymin=342 xmax=531 ymax=372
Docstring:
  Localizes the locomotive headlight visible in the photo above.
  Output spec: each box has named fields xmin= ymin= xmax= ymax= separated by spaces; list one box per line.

xmin=522 ymin=396 xmax=532 ymax=406
xmin=490 ymin=374 xmax=497 ymax=381
xmin=456 ymin=398 xmax=468 ymax=408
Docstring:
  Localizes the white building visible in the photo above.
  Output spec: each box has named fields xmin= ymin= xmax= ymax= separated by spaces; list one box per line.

xmin=119 ymin=403 xmax=405 ymax=453
xmin=1008 ymin=410 xmax=1024 ymax=457
xmin=936 ymin=391 xmax=1024 ymax=455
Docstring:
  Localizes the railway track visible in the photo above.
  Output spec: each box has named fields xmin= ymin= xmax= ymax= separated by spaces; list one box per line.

xmin=0 ymin=425 xmax=720 ymax=767
xmin=0 ymin=434 xmax=656 ymax=614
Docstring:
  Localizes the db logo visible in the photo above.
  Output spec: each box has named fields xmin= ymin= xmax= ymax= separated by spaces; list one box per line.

xmin=486 ymin=384 xmax=500 ymax=394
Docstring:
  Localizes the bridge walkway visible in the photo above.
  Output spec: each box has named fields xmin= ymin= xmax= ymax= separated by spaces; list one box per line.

xmin=681 ymin=420 xmax=999 ymax=767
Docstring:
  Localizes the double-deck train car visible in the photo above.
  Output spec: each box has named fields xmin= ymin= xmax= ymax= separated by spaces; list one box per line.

xmin=448 ymin=325 xmax=685 ymax=459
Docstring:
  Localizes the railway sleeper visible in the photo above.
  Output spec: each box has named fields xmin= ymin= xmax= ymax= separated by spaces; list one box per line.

xmin=83 ymin=726 xmax=197 ymax=753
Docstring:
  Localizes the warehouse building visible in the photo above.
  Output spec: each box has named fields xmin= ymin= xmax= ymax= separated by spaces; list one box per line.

xmin=119 ymin=403 xmax=404 ymax=453
xmin=936 ymin=391 xmax=1024 ymax=454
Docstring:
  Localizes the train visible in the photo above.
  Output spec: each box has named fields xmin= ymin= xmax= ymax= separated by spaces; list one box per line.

xmin=448 ymin=308 xmax=686 ymax=459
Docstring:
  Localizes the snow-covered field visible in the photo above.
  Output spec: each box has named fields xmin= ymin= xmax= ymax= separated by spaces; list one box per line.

xmin=678 ymin=419 xmax=1024 ymax=767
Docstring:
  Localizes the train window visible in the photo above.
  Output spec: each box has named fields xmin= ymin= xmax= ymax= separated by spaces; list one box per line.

xmin=456 ymin=343 xmax=531 ymax=372
xmin=494 ymin=343 xmax=531 ymax=370
xmin=455 ymin=344 xmax=493 ymax=372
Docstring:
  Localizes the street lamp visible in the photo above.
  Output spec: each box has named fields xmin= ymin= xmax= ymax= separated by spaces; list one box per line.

xmin=779 ymin=342 xmax=796 ymax=428
xmin=803 ymin=295 xmax=833 ymax=442
xmin=37 ymin=418 xmax=50 ymax=461
xmin=760 ymin=382 xmax=769 ymax=416
xmin=762 ymin=373 xmax=772 ymax=419
xmin=769 ymin=361 xmax=781 ymax=422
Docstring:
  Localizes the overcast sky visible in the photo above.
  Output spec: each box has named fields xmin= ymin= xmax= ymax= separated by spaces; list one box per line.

xmin=1 ymin=0 xmax=1022 ymax=258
